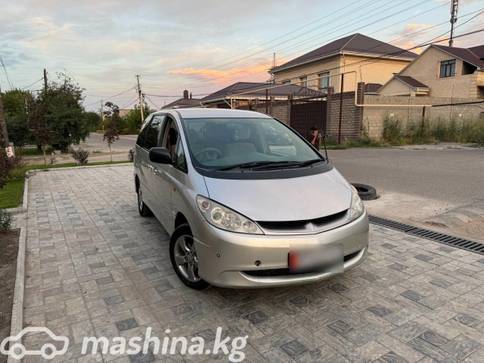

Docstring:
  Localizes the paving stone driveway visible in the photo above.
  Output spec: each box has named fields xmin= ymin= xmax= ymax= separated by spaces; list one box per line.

xmin=21 ymin=166 xmax=484 ymax=362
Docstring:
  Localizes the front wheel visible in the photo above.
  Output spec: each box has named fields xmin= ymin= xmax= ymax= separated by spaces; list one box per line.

xmin=170 ymin=224 xmax=209 ymax=290
xmin=137 ymin=188 xmax=153 ymax=217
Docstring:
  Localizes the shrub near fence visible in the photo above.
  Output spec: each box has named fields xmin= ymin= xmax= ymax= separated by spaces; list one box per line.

xmin=381 ymin=116 xmax=484 ymax=145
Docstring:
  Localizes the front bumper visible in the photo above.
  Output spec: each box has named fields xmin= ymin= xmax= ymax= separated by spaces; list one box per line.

xmin=193 ymin=212 xmax=369 ymax=288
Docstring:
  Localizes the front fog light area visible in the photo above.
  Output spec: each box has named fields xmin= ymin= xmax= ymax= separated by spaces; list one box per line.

xmin=196 ymin=195 xmax=263 ymax=234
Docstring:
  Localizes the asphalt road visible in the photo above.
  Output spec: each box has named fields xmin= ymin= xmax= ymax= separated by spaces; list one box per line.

xmin=330 ymin=147 xmax=484 ymax=205
xmin=81 ymin=132 xmax=137 ymax=151
xmin=83 ymin=131 xmax=484 ymax=206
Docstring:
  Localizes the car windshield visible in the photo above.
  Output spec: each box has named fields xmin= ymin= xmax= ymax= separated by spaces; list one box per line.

xmin=181 ymin=117 xmax=322 ymax=170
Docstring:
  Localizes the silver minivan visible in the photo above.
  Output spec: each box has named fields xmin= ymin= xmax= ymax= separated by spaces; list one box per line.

xmin=134 ymin=108 xmax=369 ymax=289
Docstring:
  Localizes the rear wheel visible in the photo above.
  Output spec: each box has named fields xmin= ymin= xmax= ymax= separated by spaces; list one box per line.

xmin=170 ymin=224 xmax=209 ymax=290
xmin=137 ymin=188 xmax=153 ymax=217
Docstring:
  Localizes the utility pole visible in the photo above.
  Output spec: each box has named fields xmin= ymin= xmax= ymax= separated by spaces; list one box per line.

xmin=271 ymin=53 xmax=276 ymax=84
xmin=337 ymin=73 xmax=345 ymax=144
xmin=0 ymin=88 xmax=9 ymax=148
xmin=449 ymin=0 xmax=459 ymax=47
xmin=136 ymin=75 xmax=144 ymax=123
xmin=43 ymin=68 xmax=48 ymax=92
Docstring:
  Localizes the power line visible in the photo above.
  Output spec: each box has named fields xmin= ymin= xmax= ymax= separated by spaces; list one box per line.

xmin=176 ymin=7 xmax=483 ymax=90
xmin=169 ymin=0 xmax=443 ymax=89
xmin=277 ymin=26 xmax=484 ymax=86
xmin=144 ymin=94 xmax=160 ymax=110
xmin=118 ymin=97 xmax=139 ymax=110
xmin=204 ymin=0 xmax=383 ymax=71
xmin=276 ymin=0 xmax=431 ymax=61
xmin=144 ymin=93 xmax=209 ymax=98
xmin=21 ymin=77 xmax=44 ymax=90
xmin=0 ymin=57 xmax=13 ymax=90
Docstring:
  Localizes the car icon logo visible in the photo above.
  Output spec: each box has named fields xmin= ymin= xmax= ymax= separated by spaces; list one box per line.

xmin=0 ymin=327 xmax=69 ymax=360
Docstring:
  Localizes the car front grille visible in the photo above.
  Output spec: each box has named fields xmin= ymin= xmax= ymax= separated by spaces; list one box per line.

xmin=257 ymin=209 xmax=348 ymax=234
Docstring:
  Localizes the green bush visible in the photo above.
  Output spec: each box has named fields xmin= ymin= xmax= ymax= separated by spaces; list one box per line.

xmin=69 ymin=147 xmax=89 ymax=165
xmin=0 ymin=209 xmax=12 ymax=231
xmin=382 ymin=117 xmax=484 ymax=146
xmin=382 ymin=117 xmax=403 ymax=144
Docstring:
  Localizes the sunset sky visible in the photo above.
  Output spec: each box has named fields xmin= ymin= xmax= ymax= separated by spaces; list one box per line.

xmin=1 ymin=0 xmax=483 ymax=110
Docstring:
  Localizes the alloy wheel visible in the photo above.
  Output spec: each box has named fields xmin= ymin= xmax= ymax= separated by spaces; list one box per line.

xmin=173 ymin=235 xmax=201 ymax=283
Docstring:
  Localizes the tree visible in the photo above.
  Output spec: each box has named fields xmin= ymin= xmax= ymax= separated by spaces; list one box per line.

xmin=103 ymin=102 xmax=120 ymax=163
xmin=120 ymin=104 xmax=153 ymax=134
xmin=83 ymin=111 xmax=102 ymax=132
xmin=0 ymin=93 xmax=8 ymax=148
xmin=29 ymin=95 xmax=52 ymax=165
xmin=33 ymin=73 xmax=89 ymax=152
xmin=2 ymin=89 xmax=34 ymax=147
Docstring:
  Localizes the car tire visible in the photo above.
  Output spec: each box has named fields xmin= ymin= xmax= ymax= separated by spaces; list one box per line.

xmin=137 ymin=188 xmax=153 ymax=217
xmin=170 ymin=224 xmax=209 ymax=290
xmin=351 ymin=183 xmax=378 ymax=201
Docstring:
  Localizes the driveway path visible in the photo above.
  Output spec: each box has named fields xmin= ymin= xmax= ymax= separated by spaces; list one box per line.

xmin=21 ymin=165 xmax=484 ymax=362
xmin=331 ymin=147 xmax=484 ymax=241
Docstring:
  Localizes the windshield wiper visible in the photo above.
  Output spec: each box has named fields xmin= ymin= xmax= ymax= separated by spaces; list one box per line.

xmin=218 ymin=159 xmax=323 ymax=171
xmin=252 ymin=159 xmax=324 ymax=170
xmin=218 ymin=161 xmax=276 ymax=171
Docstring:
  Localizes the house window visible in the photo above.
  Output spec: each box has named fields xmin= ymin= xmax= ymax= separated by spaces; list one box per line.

xmin=440 ymin=59 xmax=456 ymax=78
xmin=299 ymin=76 xmax=307 ymax=87
xmin=318 ymin=72 xmax=330 ymax=90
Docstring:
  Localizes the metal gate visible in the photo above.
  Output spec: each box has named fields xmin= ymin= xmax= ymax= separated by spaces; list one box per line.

xmin=290 ymin=98 xmax=326 ymax=139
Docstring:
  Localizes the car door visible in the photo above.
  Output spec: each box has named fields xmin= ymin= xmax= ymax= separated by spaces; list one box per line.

xmin=151 ymin=116 xmax=178 ymax=230
xmin=138 ymin=115 xmax=165 ymax=211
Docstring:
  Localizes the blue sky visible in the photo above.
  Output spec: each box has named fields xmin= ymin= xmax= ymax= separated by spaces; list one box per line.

xmin=0 ymin=0 xmax=483 ymax=110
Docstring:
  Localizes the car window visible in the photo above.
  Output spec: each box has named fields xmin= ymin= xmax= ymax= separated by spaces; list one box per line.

xmin=173 ymin=140 xmax=188 ymax=173
xmin=161 ymin=117 xmax=179 ymax=160
xmin=144 ymin=116 xmax=164 ymax=150
xmin=136 ymin=116 xmax=153 ymax=149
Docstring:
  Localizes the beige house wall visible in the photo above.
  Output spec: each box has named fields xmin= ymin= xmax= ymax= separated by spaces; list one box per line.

xmin=273 ymin=54 xmax=411 ymax=93
xmin=340 ymin=55 xmax=410 ymax=92
xmin=273 ymin=55 xmax=342 ymax=90
xmin=385 ymin=46 xmax=483 ymax=99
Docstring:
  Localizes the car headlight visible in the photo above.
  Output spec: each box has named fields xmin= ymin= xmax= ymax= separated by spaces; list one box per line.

xmin=348 ymin=186 xmax=365 ymax=221
xmin=196 ymin=195 xmax=263 ymax=234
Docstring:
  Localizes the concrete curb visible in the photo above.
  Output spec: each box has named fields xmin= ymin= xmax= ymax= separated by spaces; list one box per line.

xmin=5 ymin=180 xmax=29 ymax=215
xmin=25 ymin=162 xmax=132 ymax=177
xmin=4 ymin=163 xmax=131 ymax=362
xmin=7 ymin=177 xmax=28 ymax=363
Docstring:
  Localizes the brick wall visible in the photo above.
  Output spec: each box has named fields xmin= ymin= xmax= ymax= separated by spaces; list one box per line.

xmin=325 ymin=83 xmax=364 ymax=141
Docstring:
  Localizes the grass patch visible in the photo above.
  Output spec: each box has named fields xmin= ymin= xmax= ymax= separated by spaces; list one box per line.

xmin=0 ymin=179 xmax=24 ymax=209
xmin=324 ymin=136 xmax=383 ymax=149
xmin=1 ymin=160 xmax=132 ymax=209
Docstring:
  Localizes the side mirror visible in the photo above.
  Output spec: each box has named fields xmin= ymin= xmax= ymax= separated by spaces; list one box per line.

xmin=149 ymin=147 xmax=172 ymax=164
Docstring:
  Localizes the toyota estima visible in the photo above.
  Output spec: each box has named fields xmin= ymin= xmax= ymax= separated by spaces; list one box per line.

xmin=134 ymin=108 xmax=368 ymax=289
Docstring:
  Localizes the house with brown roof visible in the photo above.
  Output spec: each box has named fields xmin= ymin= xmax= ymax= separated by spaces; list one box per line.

xmin=162 ymin=90 xmax=202 ymax=109
xmin=379 ymin=44 xmax=484 ymax=98
xmin=270 ymin=33 xmax=417 ymax=93
xmin=201 ymin=81 xmax=323 ymax=107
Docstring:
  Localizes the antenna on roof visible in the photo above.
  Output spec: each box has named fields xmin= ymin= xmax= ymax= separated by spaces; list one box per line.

xmin=449 ymin=0 xmax=459 ymax=47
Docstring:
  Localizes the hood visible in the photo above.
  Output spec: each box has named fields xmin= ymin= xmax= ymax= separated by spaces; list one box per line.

xmin=203 ymin=168 xmax=351 ymax=221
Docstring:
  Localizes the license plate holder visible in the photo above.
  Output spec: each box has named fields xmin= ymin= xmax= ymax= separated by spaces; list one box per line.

xmin=288 ymin=244 xmax=343 ymax=273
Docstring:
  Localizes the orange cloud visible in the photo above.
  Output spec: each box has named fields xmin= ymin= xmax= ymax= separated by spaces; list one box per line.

xmin=169 ymin=61 xmax=272 ymax=86
xmin=392 ymin=23 xmax=435 ymax=54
